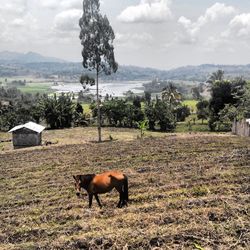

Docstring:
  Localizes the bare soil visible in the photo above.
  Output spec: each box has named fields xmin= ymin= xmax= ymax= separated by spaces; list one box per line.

xmin=0 ymin=129 xmax=249 ymax=249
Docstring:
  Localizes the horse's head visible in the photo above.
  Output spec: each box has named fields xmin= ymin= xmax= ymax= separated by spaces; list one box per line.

xmin=73 ymin=174 xmax=95 ymax=198
xmin=73 ymin=175 xmax=83 ymax=198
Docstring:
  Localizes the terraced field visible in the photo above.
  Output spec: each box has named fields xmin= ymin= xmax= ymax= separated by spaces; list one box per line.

xmin=0 ymin=129 xmax=249 ymax=249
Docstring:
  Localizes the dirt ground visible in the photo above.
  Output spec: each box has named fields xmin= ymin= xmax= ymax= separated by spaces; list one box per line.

xmin=0 ymin=128 xmax=249 ymax=249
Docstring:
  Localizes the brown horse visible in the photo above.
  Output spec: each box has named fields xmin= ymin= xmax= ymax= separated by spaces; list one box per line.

xmin=73 ymin=171 xmax=128 ymax=208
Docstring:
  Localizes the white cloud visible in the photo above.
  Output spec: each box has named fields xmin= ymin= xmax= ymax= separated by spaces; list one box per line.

xmin=61 ymin=0 xmax=82 ymax=10
xmin=117 ymin=0 xmax=172 ymax=23
xmin=9 ymin=13 xmax=37 ymax=28
xmin=11 ymin=18 xmax=25 ymax=27
xmin=54 ymin=9 xmax=82 ymax=32
xmin=116 ymin=32 xmax=153 ymax=42
xmin=115 ymin=32 xmax=153 ymax=49
xmin=177 ymin=3 xmax=236 ymax=44
xmin=39 ymin=0 xmax=82 ymax=10
xmin=0 ymin=0 xmax=28 ymax=14
xmin=39 ymin=0 xmax=58 ymax=9
xmin=0 ymin=1 xmax=38 ymax=43
xmin=229 ymin=13 xmax=250 ymax=37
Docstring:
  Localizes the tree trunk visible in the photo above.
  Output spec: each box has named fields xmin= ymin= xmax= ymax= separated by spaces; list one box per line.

xmin=96 ymin=68 xmax=101 ymax=142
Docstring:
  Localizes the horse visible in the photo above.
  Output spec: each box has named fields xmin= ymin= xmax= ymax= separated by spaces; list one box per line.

xmin=73 ymin=171 xmax=128 ymax=208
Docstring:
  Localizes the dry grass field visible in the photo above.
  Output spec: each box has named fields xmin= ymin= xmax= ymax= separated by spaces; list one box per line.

xmin=0 ymin=128 xmax=249 ymax=249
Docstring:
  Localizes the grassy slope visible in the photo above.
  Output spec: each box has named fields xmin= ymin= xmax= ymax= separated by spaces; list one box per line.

xmin=0 ymin=128 xmax=249 ymax=249
xmin=182 ymin=100 xmax=198 ymax=113
xmin=17 ymin=82 xmax=54 ymax=94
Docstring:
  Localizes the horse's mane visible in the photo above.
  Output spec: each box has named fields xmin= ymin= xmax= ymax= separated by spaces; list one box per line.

xmin=79 ymin=174 xmax=95 ymax=189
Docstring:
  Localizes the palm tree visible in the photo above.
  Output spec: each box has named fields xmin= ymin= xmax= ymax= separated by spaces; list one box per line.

xmin=207 ymin=70 xmax=224 ymax=84
xmin=161 ymin=83 xmax=182 ymax=107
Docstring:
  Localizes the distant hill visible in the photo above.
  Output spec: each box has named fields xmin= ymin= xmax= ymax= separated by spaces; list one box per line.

xmin=0 ymin=51 xmax=250 ymax=81
xmin=0 ymin=51 xmax=66 ymax=63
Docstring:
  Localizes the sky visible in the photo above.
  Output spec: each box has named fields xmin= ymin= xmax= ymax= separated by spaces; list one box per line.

xmin=0 ymin=0 xmax=250 ymax=69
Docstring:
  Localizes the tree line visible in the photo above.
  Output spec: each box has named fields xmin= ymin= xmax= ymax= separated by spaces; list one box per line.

xmin=0 ymin=85 xmax=190 ymax=132
xmin=196 ymin=70 xmax=250 ymax=131
xmin=0 ymin=87 xmax=86 ymax=131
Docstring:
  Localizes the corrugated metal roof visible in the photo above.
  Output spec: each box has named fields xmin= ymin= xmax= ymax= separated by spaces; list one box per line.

xmin=8 ymin=122 xmax=45 ymax=133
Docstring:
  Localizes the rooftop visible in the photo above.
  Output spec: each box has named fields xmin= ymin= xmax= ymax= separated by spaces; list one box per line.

xmin=8 ymin=122 xmax=45 ymax=133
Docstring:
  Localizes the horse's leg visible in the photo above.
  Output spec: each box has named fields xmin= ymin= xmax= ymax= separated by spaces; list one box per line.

xmin=115 ymin=187 xmax=123 ymax=208
xmin=88 ymin=194 xmax=93 ymax=208
xmin=94 ymin=194 xmax=102 ymax=208
xmin=118 ymin=191 xmax=124 ymax=208
xmin=122 ymin=177 xmax=128 ymax=207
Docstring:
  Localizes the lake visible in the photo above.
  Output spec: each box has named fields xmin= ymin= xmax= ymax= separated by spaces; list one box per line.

xmin=51 ymin=81 xmax=149 ymax=97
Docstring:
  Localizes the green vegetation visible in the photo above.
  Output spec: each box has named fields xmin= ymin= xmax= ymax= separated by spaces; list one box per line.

xmin=17 ymin=82 xmax=54 ymax=94
xmin=182 ymin=100 xmax=198 ymax=112
xmin=1 ymin=69 xmax=249 ymax=136
xmin=208 ymin=74 xmax=248 ymax=131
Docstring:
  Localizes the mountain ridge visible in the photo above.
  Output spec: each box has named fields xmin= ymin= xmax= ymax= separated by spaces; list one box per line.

xmin=0 ymin=51 xmax=66 ymax=63
xmin=0 ymin=51 xmax=250 ymax=81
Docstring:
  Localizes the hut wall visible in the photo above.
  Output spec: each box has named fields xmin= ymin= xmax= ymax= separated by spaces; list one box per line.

xmin=232 ymin=120 xmax=250 ymax=137
xmin=12 ymin=128 xmax=42 ymax=149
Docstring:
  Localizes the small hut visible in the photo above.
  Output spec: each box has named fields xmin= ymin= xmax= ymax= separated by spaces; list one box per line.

xmin=8 ymin=122 xmax=45 ymax=149
xmin=232 ymin=119 xmax=250 ymax=137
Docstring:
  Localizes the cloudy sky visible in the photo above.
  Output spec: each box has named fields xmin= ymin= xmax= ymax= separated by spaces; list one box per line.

xmin=1 ymin=0 xmax=250 ymax=69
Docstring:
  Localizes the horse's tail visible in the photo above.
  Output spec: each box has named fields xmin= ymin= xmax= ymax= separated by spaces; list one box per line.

xmin=123 ymin=175 xmax=129 ymax=202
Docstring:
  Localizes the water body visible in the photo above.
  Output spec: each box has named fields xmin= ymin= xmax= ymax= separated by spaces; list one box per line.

xmin=51 ymin=81 xmax=148 ymax=97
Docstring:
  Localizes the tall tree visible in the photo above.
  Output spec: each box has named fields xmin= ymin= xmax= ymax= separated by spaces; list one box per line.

xmin=196 ymin=100 xmax=209 ymax=124
xmin=162 ymin=83 xmax=182 ymax=107
xmin=79 ymin=0 xmax=118 ymax=142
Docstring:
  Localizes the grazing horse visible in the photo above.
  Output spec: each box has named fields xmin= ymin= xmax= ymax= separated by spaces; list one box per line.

xmin=73 ymin=171 xmax=128 ymax=208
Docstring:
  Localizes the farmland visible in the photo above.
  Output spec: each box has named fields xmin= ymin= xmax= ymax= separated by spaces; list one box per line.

xmin=0 ymin=128 xmax=249 ymax=249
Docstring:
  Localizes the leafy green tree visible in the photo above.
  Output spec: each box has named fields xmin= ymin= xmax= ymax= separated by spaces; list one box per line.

xmin=144 ymin=91 xmax=151 ymax=105
xmin=41 ymin=94 xmax=74 ymax=129
xmin=228 ymin=81 xmax=250 ymax=120
xmin=191 ymin=87 xmax=202 ymax=100
xmin=217 ymin=104 xmax=238 ymax=130
xmin=208 ymin=77 xmax=246 ymax=131
xmin=133 ymin=96 xmax=142 ymax=108
xmin=80 ymin=74 xmax=95 ymax=89
xmin=208 ymin=80 xmax=232 ymax=130
xmin=145 ymin=104 xmax=156 ymax=130
xmin=125 ymin=103 xmax=144 ymax=128
xmin=73 ymin=103 xmax=89 ymax=127
xmin=196 ymin=100 xmax=209 ymax=124
xmin=240 ymin=83 xmax=250 ymax=118
xmin=155 ymin=99 xmax=176 ymax=131
xmin=0 ymin=102 xmax=17 ymax=131
xmin=79 ymin=0 xmax=118 ymax=142
xmin=175 ymin=105 xmax=191 ymax=122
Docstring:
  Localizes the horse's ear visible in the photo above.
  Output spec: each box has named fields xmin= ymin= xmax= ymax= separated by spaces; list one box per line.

xmin=73 ymin=175 xmax=76 ymax=181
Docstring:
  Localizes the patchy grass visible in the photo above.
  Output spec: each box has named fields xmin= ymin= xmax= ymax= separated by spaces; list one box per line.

xmin=17 ymin=82 xmax=54 ymax=94
xmin=182 ymin=99 xmax=198 ymax=113
xmin=0 ymin=129 xmax=249 ymax=249
xmin=176 ymin=121 xmax=210 ymax=133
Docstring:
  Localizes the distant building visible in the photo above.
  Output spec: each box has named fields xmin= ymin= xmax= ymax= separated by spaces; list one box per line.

xmin=8 ymin=122 xmax=45 ymax=149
